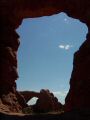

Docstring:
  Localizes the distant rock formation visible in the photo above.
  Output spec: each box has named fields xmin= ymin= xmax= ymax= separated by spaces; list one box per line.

xmin=21 ymin=89 xmax=63 ymax=113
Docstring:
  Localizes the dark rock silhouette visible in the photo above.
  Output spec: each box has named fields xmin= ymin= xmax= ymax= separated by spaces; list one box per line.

xmin=0 ymin=110 xmax=90 ymax=120
xmin=65 ymin=32 xmax=90 ymax=111
xmin=0 ymin=0 xmax=90 ymax=115
xmin=21 ymin=89 xmax=63 ymax=113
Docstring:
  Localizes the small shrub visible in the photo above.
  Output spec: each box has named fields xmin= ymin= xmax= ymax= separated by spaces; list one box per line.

xmin=22 ymin=107 xmax=33 ymax=114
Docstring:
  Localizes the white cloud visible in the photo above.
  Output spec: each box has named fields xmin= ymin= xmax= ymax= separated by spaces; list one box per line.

xmin=64 ymin=18 xmax=67 ymax=21
xmin=58 ymin=44 xmax=73 ymax=50
xmin=64 ymin=18 xmax=69 ymax=24
xmin=59 ymin=45 xmax=65 ymax=49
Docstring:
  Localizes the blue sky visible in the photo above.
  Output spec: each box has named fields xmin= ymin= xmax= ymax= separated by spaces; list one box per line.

xmin=16 ymin=12 xmax=88 ymax=104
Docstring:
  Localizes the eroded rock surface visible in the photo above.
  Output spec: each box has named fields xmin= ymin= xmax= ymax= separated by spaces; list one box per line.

xmin=0 ymin=0 xmax=90 ymax=113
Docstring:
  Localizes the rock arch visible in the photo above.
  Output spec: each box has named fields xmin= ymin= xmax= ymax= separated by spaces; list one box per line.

xmin=20 ymin=89 xmax=63 ymax=112
xmin=0 ymin=0 xmax=90 ymax=112
xmin=20 ymin=91 xmax=41 ymax=103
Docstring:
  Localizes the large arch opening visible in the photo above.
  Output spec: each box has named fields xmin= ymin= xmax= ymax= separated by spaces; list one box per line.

xmin=16 ymin=12 xmax=88 ymax=105
xmin=1 ymin=0 xmax=90 ymax=114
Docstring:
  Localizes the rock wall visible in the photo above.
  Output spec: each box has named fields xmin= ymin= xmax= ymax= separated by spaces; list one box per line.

xmin=0 ymin=0 xmax=26 ymax=112
xmin=0 ymin=0 xmax=90 ymax=113
xmin=65 ymin=31 xmax=90 ymax=110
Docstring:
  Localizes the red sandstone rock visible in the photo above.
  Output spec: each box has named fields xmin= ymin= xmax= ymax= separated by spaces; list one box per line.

xmin=0 ymin=0 xmax=90 ymax=113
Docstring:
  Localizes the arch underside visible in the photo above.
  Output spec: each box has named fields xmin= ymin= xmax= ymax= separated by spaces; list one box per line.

xmin=0 ymin=0 xmax=90 ymax=112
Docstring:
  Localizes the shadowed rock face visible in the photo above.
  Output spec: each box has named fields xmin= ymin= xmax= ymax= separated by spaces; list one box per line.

xmin=0 ymin=0 xmax=90 ymax=113
xmin=34 ymin=89 xmax=63 ymax=112
xmin=65 ymin=31 xmax=90 ymax=111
